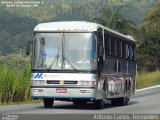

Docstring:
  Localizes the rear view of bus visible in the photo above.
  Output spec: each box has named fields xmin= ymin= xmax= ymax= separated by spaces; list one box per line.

xmin=27 ymin=21 xmax=136 ymax=109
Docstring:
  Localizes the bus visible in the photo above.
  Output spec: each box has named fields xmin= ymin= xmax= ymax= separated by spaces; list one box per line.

xmin=27 ymin=21 xmax=136 ymax=109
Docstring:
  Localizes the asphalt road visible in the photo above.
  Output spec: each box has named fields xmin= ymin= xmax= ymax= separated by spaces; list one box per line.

xmin=0 ymin=86 xmax=160 ymax=120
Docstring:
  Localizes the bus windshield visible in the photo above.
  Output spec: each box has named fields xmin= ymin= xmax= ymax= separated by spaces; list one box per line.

xmin=32 ymin=33 xmax=97 ymax=71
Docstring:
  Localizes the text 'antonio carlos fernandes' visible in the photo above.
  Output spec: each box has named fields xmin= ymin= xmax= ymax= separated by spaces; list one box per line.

xmin=93 ymin=114 xmax=159 ymax=120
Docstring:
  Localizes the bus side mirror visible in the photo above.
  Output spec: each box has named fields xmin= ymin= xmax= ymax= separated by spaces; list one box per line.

xmin=26 ymin=41 xmax=32 ymax=56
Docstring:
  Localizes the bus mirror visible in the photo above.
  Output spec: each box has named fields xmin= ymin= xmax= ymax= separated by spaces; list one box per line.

xmin=26 ymin=41 xmax=32 ymax=56
xmin=99 ymin=45 xmax=104 ymax=57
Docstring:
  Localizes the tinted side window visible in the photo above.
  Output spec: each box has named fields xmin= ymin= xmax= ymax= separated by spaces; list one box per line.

xmin=132 ymin=44 xmax=135 ymax=60
xmin=105 ymin=34 xmax=111 ymax=56
xmin=115 ymin=38 xmax=117 ymax=57
xmin=104 ymin=33 xmax=107 ymax=56
xmin=104 ymin=33 xmax=111 ymax=56
xmin=111 ymin=36 xmax=115 ymax=57
xmin=108 ymin=36 xmax=111 ymax=56
xmin=122 ymin=40 xmax=126 ymax=58
xmin=117 ymin=39 xmax=122 ymax=58
xmin=129 ymin=44 xmax=133 ymax=60
xmin=125 ymin=42 xmax=130 ymax=59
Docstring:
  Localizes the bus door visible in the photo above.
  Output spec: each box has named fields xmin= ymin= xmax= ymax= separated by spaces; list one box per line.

xmin=97 ymin=28 xmax=104 ymax=77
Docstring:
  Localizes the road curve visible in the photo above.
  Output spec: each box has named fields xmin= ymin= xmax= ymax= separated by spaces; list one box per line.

xmin=0 ymin=86 xmax=160 ymax=120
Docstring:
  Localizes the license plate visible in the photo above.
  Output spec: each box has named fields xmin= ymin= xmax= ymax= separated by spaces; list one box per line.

xmin=56 ymin=88 xmax=67 ymax=93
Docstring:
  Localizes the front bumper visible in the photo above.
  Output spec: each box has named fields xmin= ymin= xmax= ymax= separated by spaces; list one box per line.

xmin=30 ymin=86 xmax=96 ymax=99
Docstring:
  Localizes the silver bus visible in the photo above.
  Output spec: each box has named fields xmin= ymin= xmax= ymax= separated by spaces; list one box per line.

xmin=27 ymin=21 xmax=136 ymax=109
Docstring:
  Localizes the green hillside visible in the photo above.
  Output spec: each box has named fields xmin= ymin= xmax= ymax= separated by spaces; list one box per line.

xmin=1 ymin=0 xmax=159 ymax=23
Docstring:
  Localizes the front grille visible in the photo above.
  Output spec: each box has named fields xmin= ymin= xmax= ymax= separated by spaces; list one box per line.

xmin=46 ymin=80 xmax=78 ymax=85
xmin=46 ymin=80 xmax=59 ymax=84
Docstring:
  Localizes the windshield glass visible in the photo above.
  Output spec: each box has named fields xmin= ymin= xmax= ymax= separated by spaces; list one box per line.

xmin=64 ymin=33 xmax=96 ymax=70
xmin=32 ymin=33 xmax=96 ymax=71
xmin=33 ymin=33 xmax=62 ymax=70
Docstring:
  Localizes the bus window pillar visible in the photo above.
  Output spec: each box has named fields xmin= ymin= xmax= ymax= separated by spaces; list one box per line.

xmin=116 ymin=59 xmax=119 ymax=73
xmin=98 ymin=43 xmax=104 ymax=76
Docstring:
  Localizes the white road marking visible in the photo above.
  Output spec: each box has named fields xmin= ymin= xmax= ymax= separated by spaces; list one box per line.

xmin=136 ymin=85 xmax=160 ymax=92
xmin=54 ymin=101 xmax=63 ymax=103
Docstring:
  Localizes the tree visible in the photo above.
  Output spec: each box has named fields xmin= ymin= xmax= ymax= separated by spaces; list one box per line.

xmin=137 ymin=4 xmax=160 ymax=71
xmin=91 ymin=5 xmax=138 ymax=36
xmin=0 ymin=30 xmax=13 ymax=55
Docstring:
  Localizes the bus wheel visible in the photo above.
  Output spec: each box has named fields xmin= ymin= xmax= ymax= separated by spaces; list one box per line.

xmin=73 ymin=101 xmax=87 ymax=105
xmin=111 ymin=99 xmax=117 ymax=106
xmin=111 ymin=83 xmax=129 ymax=106
xmin=111 ymin=96 xmax=128 ymax=106
xmin=73 ymin=101 xmax=79 ymax=105
xmin=122 ymin=81 xmax=130 ymax=106
xmin=43 ymin=98 xmax=54 ymax=108
xmin=94 ymin=99 xmax=104 ymax=109
xmin=119 ymin=96 xmax=128 ymax=106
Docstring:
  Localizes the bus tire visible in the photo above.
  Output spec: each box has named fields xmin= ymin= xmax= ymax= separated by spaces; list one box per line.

xmin=111 ymin=96 xmax=128 ymax=106
xmin=119 ymin=96 xmax=128 ymax=106
xmin=73 ymin=101 xmax=80 ymax=105
xmin=111 ymin=99 xmax=117 ymax=106
xmin=111 ymin=82 xmax=129 ymax=106
xmin=94 ymin=99 xmax=104 ymax=109
xmin=123 ymin=81 xmax=130 ymax=105
xmin=43 ymin=98 xmax=54 ymax=108
xmin=118 ymin=82 xmax=129 ymax=106
xmin=73 ymin=101 xmax=87 ymax=105
xmin=73 ymin=99 xmax=87 ymax=105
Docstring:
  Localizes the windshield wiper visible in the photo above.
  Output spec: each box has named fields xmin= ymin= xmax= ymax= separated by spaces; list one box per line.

xmin=47 ymin=54 xmax=59 ymax=70
xmin=63 ymin=57 xmax=79 ymax=72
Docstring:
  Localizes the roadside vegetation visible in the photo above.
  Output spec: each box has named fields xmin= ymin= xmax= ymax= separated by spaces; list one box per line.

xmin=137 ymin=71 xmax=160 ymax=89
xmin=0 ymin=55 xmax=30 ymax=104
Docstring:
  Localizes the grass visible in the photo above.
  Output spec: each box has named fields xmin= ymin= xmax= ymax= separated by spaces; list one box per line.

xmin=0 ymin=64 xmax=31 ymax=104
xmin=136 ymin=71 xmax=160 ymax=89
xmin=0 ymin=99 xmax=42 ymax=106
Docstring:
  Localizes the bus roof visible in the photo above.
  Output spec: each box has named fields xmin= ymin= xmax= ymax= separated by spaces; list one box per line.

xmin=34 ymin=21 xmax=135 ymax=41
xmin=34 ymin=21 xmax=100 ymax=32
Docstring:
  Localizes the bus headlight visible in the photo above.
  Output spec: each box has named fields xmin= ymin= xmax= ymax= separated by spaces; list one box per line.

xmin=79 ymin=80 xmax=96 ymax=86
xmin=31 ymin=80 xmax=45 ymax=85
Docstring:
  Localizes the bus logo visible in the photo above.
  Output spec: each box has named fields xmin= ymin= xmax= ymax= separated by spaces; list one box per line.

xmin=60 ymin=80 xmax=64 ymax=85
xmin=34 ymin=73 xmax=43 ymax=79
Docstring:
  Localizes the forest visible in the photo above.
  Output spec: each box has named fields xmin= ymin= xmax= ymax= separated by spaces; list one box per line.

xmin=0 ymin=0 xmax=160 ymax=103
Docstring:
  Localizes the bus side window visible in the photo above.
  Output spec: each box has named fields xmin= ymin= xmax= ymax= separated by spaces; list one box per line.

xmin=129 ymin=44 xmax=135 ymax=60
xmin=115 ymin=38 xmax=117 ymax=57
xmin=125 ymin=42 xmax=129 ymax=59
xmin=117 ymin=39 xmax=119 ymax=58
xmin=104 ymin=32 xmax=107 ymax=57
xmin=120 ymin=40 xmax=123 ymax=58
xmin=117 ymin=39 xmax=122 ymax=58
xmin=108 ymin=36 xmax=111 ymax=56
xmin=132 ymin=45 xmax=135 ymax=60
xmin=106 ymin=34 xmax=111 ymax=56
xmin=129 ymin=44 xmax=133 ymax=60
xmin=122 ymin=40 xmax=126 ymax=59
xmin=111 ymin=36 xmax=115 ymax=57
